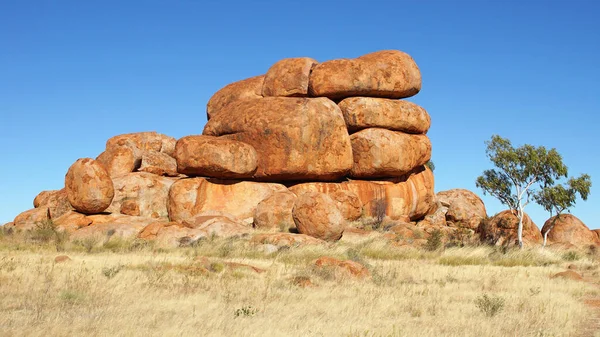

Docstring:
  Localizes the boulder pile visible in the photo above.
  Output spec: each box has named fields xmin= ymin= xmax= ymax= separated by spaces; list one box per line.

xmin=6 ymin=50 xmax=437 ymax=246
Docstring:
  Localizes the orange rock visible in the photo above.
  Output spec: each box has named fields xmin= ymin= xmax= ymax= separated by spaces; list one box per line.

xmin=350 ymin=128 xmax=431 ymax=178
xmin=331 ymin=190 xmax=362 ymax=221
xmin=53 ymin=211 xmax=93 ymax=233
xmin=65 ymin=158 xmax=114 ymax=214
xmin=551 ymin=270 xmax=583 ymax=281
xmin=13 ymin=208 xmax=50 ymax=231
xmin=105 ymin=131 xmax=176 ymax=156
xmin=33 ymin=189 xmax=73 ymax=219
xmin=223 ymin=262 xmax=266 ymax=274
xmin=138 ymin=150 xmax=178 ymax=177
xmin=70 ymin=214 xmax=165 ymax=240
xmin=181 ymin=214 xmax=252 ymax=238
xmin=593 ymin=229 xmax=600 ymax=240
xmin=481 ymin=210 xmax=542 ymax=246
xmin=54 ymin=255 xmax=71 ymax=263
xmin=167 ymin=177 xmax=287 ymax=224
xmin=174 ymin=135 xmax=258 ymax=178
xmin=338 ymin=97 xmax=431 ymax=134
xmin=253 ymin=191 xmax=297 ymax=231
xmin=309 ymin=50 xmax=421 ymax=100
xmin=289 ymin=166 xmax=435 ymax=221
xmin=250 ymin=233 xmax=325 ymax=247
xmin=292 ymin=192 xmax=346 ymax=241
xmin=138 ymin=221 xmax=181 ymax=240
xmin=291 ymin=276 xmax=314 ymax=287
xmin=96 ymin=143 xmax=140 ymax=178
xmin=314 ymin=256 xmax=370 ymax=278
xmin=437 ymin=189 xmax=487 ymax=230
xmin=203 ymin=97 xmax=353 ymax=181
xmin=262 ymin=57 xmax=318 ymax=97
xmin=107 ymin=172 xmax=178 ymax=219
xmin=541 ymin=214 xmax=600 ymax=247
xmin=206 ymin=75 xmax=264 ymax=120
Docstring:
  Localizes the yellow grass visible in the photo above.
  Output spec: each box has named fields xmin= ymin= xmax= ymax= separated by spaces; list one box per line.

xmin=0 ymin=232 xmax=598 ymax=336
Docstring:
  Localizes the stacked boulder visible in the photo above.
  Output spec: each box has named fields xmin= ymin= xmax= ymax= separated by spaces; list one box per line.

xmin=7 ymin=50 xmax=437 ymax=246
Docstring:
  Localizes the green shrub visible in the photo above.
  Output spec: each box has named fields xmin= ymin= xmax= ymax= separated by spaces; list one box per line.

xmin=234 ymin=305 xmax=258 ymax=318
xmin=475 ymin=294 xmax=505 ymax=317
xmin=424 ymin=229 xmax=444 ymax=251
xmin=562 ymin=251 xmax=581 ymax=261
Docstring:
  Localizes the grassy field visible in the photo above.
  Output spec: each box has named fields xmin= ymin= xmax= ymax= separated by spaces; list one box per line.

xmin=0 ymin=230 xmax=599 ymax=337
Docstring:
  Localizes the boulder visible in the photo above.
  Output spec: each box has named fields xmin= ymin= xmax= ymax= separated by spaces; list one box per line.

xmin=350 ymin=128 xmax=431 ymax=178
xmin=593 ymin=229 xmax=600 ymax=240
xmin=138 ymin=151 xmax=178 ymax=177
xmin=105 ymin=131 xmax=176 ymax=157
xmin=308 ymin=50 xmax=421 ymax=99
xmin=253 ymin=191 xmax=297 ymax=231
xmin=174 ymin=135 xmax=258 ymax=178
xmin=250 ymin=233 xmax=325 ymax=247
xmin=69 ymin=214 xmax=163 ymax=241
xmin=262 ymin=57 xmax=318 ymax=97
xmin=314 ymin=257 xmax=370 ymax=278
xmin=541 ymin=214 xmax=600 ymax=247
xmin=330 ymin=190 xmax=362 ymax=221
xmin=33 ymin=189 xmax=73 ymax=219
xmin=289 ymin=166 xmax=435 ymax=221
xmin=338 ymin=97 xmax=431 ymax=134
xmin=106 ymin=172 xmax=178 ymax=219
xmin=167 ymin=178 xmax=287 ymax=223
xmin=480 ymin=210 xmax=542 ymax=246
xmin=436 ymin=189 xmax=487 ymax=230
xmin=181 ymin=214 xmax=252 ymax=238
xmin=203 ymin=97 xmax=353 ymax=181
xmin=292 ymin=192 xmax=346 ymax=241
xmin=551 ymin=270 xmax=583 ymax=281
xmin=53 ymin=211 xmax=93 ymax=233
xmin=96 ymin=143 xmax=140 ymax=178
xmin=206 ymin=75 xmax=264 ymax=120
xmin=65 ymin=158 xmax=114 ymax=214
xmin=13 ymin=208 xmax=50 ymax=231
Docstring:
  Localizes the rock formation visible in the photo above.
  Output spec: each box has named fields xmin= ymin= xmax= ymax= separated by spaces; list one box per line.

xmin=479 ymin=210 xmax=543 ymax=247
xmin=9 ymin=49 xmax=438 ymax=246
xmin=541 ymin=214 xmax=600 ymax=247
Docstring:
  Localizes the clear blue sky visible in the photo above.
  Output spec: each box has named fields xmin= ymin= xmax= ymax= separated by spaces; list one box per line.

xmin=1 ymin=0 xmax=598 ymax=229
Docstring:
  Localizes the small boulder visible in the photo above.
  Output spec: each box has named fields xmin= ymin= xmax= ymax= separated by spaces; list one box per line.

xmin=330 ymin=190 xmax=363 ymax=222
xmin=65 ymin=158 xmax=114 ymax=214
xmin=138 ymin=151 xmax=178 ymax=177
xmin=33 ymin=189 xmax=73 ymax=219
xmin=54 ymin=255 xmax=71 ymax=263
xmin=250 ymin=233 xmax=325 ymax=247
xmin=314 ymin=257 xmax=370 ymax=278
xmin=292 ymin=192 xmax=346 ymax=241
xmin=96 ymin=143 xmax=141 ymax=178
xmin=551 ymin=270 xmax=583 ymax=281
xmin=262 ymin=57 xmax=318 ymax=97
xmin=105 ymin=132 xmax=176 ymax=156
xmin=253 ymin=191 xmax=297 ymax=231
xmin=206 ymin=75 xmax=264 ymax=120
xmin=13 ymin=208 xmax=50 ymax=231
xmin=181 ymin=214 xmax=252 ymax=239
xmin=437 ymin=189 xmax=487 ymax=230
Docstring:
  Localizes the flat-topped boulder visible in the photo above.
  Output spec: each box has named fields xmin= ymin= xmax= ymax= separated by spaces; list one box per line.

xmin=309 ymin=50 xmax=421 ymax=99
xmin=106 ymin=131 xmax=176 ymax=156
xmin=206 ymin=75 xmax=264 ymax=120
xmin=350 ymin=128 xmax=431 ymax=178
xmin=203 ymin=97 xmax=353 ymax=181
xmin=338 ymin=97 xmax=431 ymax=134
xmin=167 ymin=177 xmax=287 ymax=224
xmin=262 ymin=57 xmax=318 ymax=97
xmin=138 ymin=150 xmax=178 ymax=177
xmin=174 ymin=135 xmax=258 ymax=179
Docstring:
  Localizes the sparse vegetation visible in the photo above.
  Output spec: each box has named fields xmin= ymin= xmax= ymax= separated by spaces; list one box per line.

xmin=475 ymin=294 xmax=505 ymax=317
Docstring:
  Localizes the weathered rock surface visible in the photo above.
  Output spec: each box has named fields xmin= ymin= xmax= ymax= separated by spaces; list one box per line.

xmin=138 ymin=151 xmax=178 ymax=177
xmin=350 ymin=128 xmax=431 ymax=178
xmin=552 ymin=270 xmax=583 ymax=281
xmin=593 ymin=229 xmax=600 ymax=240
xmin=314 ymin=256 xmax=370 ymax=278
xmin=262 ymin=57 xmax=318 ymax=97
xmin=292 ymin=192 xmax=346 ymax=241
xmin=167 ymin=178 xmax=287 ymax=223
xmin=541 ymin=214 xmax=600 ymax=247
xmin=330 ymin=190 xmax=363 ymax=221
xmin=253 ymin=191 xmax=297 ymax=231
xmin=309 ymin=50 xmax=421 ymax=99
xmin=480 ymin=210 xmax=542 ymax=246
xmin=289 ymin=166 xmax=434 ymax=221
xmin=65 ymin=158 xmax=114 ymax=214
xmin=437 ymin=189 xmax=487 ymax=230
xmin=203 ymin=97 xmax=353 ymax=181
xmin=96 ymin=143 xmax=140 ymax=178
xmin=206 ymin=75 xmax=264 ymax=120
xmin=181 ymin=214 xmax=252 ymax=238
xmin=174 ymin=135 xmax=258 ymax=178
xmin=33 ymin=189 xmax=73 ymax=219
xmin=106 ymin=172 xmax=177 ymax=219
xmin=338 ymin=97 xmax=431 ymax=134
xmin=106 ymin=132 xmax=176 ymax=156
xmin=250 ymin=233 xmax=325 ymax=247
xmin=53 ymin=211 xmax=93 ymax=232
xmin=13 ymin=208 xmax=49 ymax=231
xmin=69 ymin=214 xmax=163 ymax=240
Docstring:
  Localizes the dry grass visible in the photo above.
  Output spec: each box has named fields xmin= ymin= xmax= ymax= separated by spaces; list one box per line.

xmin=0 ymin=230 xmax=598 ymax=337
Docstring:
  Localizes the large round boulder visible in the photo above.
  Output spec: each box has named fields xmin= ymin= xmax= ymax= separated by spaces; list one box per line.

xmin=203 ymin=97 xmax=353 ymax=181
xmin=96 ymin=143 xmax=140 ymax=178
xmin=541 ymin=214 xmax=600 ymax=246
xmin=253 ymin=191 xmax=297 ymax=232
xmin=262 ymin=57 xmax=318 ymax=97
xmin=292 ymin=192 xmax=346 ymax=241
xmin=308 ymin=50 xmax=421 ymax=100
xmin=65 ymin=158 xmax=114 ymax=214
xmin=206 ymin=75 xmax=264 ymax=120
xmin=480 ymin=210 xmax=542 ymax=246
xmin=350 ymin=128 xmax=431 ymax=178
xmin=436 ymin=189 xmax=487 ymax=230
xmin=174 ymin=135 xmax=258 ymax=178
xmin=338 ymin=97 xmax=431 ymax=134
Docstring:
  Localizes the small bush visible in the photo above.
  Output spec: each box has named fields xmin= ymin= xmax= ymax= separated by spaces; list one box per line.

xmin=475 ymin=294 xmax=505 ymax=317
xmin=424 ymin=229 xmax=444 ymax=251
xmin=234 ymin=305 xmax=258 ymax=318
xmin=562 ymin=251 xmax=581 ymax=261
xmin=102 ymin=265 xmax=123 ymax=279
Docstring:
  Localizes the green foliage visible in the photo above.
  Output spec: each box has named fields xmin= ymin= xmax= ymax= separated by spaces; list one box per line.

xmin=425 ymin=160 xmax=435 ymax=172
xmin=535 ymin=174 xmax=591 ymax=216
xmin=475 ymin=294 xmax=505 ymax=317
xmin=102 ymin=265 xmax=123 ymax=279
xmin=234 ymin=305 xmax=258 ymax=318
xmin=561 ymin=251 xmax=581 ymax=261
xmin=424 ymin=229 xmax=444 ymax=251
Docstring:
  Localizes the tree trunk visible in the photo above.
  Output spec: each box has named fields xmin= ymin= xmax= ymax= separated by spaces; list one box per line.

xmin=517 ymin=204 xmax=524 ymax=249
xmin=543 ymin=231 xmax=548 ymax=247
